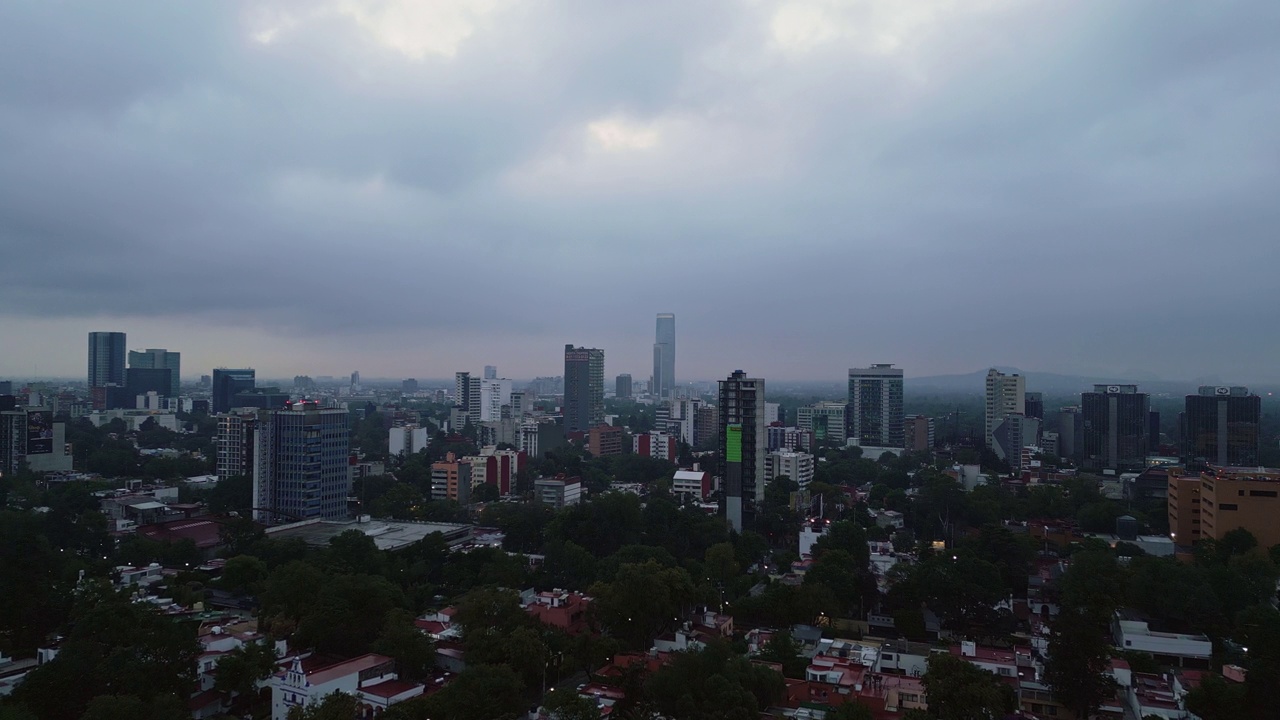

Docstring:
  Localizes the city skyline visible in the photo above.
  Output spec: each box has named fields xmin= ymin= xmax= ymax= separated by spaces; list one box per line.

xmin=1 ymin=3 xmax=1278 ymax=382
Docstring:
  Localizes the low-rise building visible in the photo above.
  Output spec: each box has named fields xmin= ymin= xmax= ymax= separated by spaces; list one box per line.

xmin=270 ymin=654 xmax=423 ymax=720
xmin=1112 ymin=613 xmax=1211 ymax=666
xmin=535 ymin=475 xmax=582 ymax=509
xmin=588 ymin=424 xmax=624 ymax=457
xmin=671 ymin=469 xmax=714 ymax=499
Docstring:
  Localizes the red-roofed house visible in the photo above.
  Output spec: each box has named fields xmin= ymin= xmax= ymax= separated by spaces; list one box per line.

xmin=525 ymin=590 xmax=591 ymax=635
xmin=270 ymin=654 xmax=423 ymax=720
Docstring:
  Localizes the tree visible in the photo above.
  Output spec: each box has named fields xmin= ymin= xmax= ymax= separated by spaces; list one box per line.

xmin=1044 ymin=607 xmax=1118 ymax=718
xmin=214 ymin=641 xmax=277 ymax=708
xmin=81 ymin=694 xmax=187 ymax=720
xmin=588 ymin=560 xmax=699 ymax=649
xmin=219 ymin=554 xmax=268 ymax=595
xmin=1185 ymin=672 xmax=1247 ymax=720
xmin=921 ymin=654 xmax=1016 ymax=720
xmin=372 ymin=609 xmax=436 ymax=682
xmin=286 ymin=691 xmax=359 ymax=720
xmin=704 ymin=542 xmax=739 ymax=587
xmin=542 ymin=688 xmax=600 ymax=720
xmin=826 ymin=701 xmax=875 ymax=720
xmin=645 ymin=641 xmax=785 ymax=720
xmin=383 ymin=665 xmax=525 ymax=720
xmin=758 ymin=632 xmax=807 ymax=678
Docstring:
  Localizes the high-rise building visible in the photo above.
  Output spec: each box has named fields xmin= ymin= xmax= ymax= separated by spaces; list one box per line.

xmin=401 ymin=378 xmax=419 ymax=394
xmin=483 ymin=365 xmax=498 ymax=380
xmin=88 ymin=332 xmax=126 ymax=388
xmin=797 ymin=402 xmax=848 ymax=445
xmin=847 ymin=365 xmax=904 ymax=448
xmin=1057 ymin=406 xmax=1082 ymax=460
xmin=1024 ymin=392 xmax=1044 ymax=420
xmin=904 ymin=415 xmax=935 ymax=452
xmin=216 ymin=410 xmax=258 ymax=480
xmin=128 ymin=348 xmax=181 ymax=396
xmin=1081 ymin=384 xmax=1150 ymax=471
xmin=479 ymin=378 xmax=513 ymax=422
xmin=719 ymin=370 xmax=766 ymax=531
xmin=251 ymin=402 xmax=350 ymax=523
xmin=454 ymin=372 xmax=482 ymax=425
xmin=431 ymin=452 xmax=472 ymax=503
xmin=992 ymin=414 xmax=1041 ymax=471
xmin=615 ymin=374 xmax=633 ymax=400
xmin=350 ymin=371 xmax=361 ymax=392
xmin=1 ymin=407 xmax=72 ymax=474
xmin=984 ymin=369 xmax=1025 ymax=450
xmin=1169 ymin=465 xmax=1280 ymax=548
xmin=653 ymin=313 xmax=675 ymax=399
xmin=633 ymin=431 xmax=678 ymax=460
xmin=563 ymin=345 xmax=604 ymax=433
xmin=212 ymin=369 xmax=256 ymax=414
xmin=588 ymin=424 xmax=624 ymax=457
xmin=125 ymin=368 xmax=173 ymax=401
xmin=1181 ymin=386 xmax=1261 ymax=468
xmin=388 ymin=425 xmax=430 ymax=457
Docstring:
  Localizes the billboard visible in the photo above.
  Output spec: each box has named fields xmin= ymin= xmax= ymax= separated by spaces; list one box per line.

xmin=726 ymin=424 xmax=742 ymax=463
xmin=27 ymin=410 xmax=54 ymax=455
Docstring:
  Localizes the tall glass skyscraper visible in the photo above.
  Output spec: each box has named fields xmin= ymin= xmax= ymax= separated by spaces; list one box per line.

xmin=252 ymin=402 xmax=350 ymax=523
xmin=87 ymin=332 xmax=126 ymax=388
xmin=564 ymin=345 xmax=605 ymax=433
xmin=128 ymin=348 xmax=181 ymax=396
xmin=848 ymin=364 xmax=905 ymax=448
xmin=653 ymin=313 xmax=675 ymax=399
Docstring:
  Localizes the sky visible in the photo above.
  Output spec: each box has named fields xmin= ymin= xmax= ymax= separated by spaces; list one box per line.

xmin=1 ymin=1 xmax=1278 ymax=383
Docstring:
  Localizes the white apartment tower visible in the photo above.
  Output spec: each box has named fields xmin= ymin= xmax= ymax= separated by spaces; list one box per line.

xmin=985 ymin=369 xmax=1026 ymax=450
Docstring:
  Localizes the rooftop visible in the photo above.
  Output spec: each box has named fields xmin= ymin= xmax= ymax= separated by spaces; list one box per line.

xmin=264 ymin=517 xmax=471 ymax=550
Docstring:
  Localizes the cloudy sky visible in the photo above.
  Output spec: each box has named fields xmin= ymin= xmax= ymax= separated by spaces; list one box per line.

xmin=1 ymin=1 xmax=1277 ymax=383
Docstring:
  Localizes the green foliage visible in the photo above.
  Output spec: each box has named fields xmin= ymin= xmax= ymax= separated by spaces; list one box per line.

xmin=645 ymin=641 xmax=785 ymax=720
xmin=542 ymin=689 xmax=600 ymax=720
xmin=14 ymin=583 xmax=200 ymax=720
xmin=383 ymin=664 xmax=525 ymax=720
xmin=921 ymin=653 xmax=1016 ymax=720
xmin=825 ymin=702 xmax=875 ymax=720
xmin=286 ymin=691 xmax=359 ymax=720
xmin=372 ymin=609 xmax=436 ymax=682
xmin=757 ymin=632 xmax=808 ymax=678
xmin=1045 ymin=548 xmax=1121 ymax=718
xmin=81 ymin=694 xmax=188 ymax=720
xmin=588 ymin=560 xmax=700 ymax=649
xmin=214 ymin=641 xmax=277 ymax=703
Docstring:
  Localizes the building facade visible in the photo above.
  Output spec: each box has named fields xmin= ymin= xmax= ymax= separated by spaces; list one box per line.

xmin=88 ymin=331 xmax=126 ymax=388
xmin=588 ymin=424 xmax=624 ymax=457
xmin=634 ymin=431 xmax=678 ymax=461
xmin=797 ymin=401 xmax=848 ymax=445
xmin=653 ymin=313 xmax=675 ymax=399
xmin=765 ymin=450 xmax=815 ymax=488
xmin=848 ymin=365 xmax=904 ymax=448
xmin=216 ymin=410 xmax=258 ymax=481
xmin=564 ymin=345 xmax=605 ymax=433
xmin=1181 ymin=386 xmax=1261 ymax=468
xmin=984 ymin=369 xmax=1025 ymax=450
xmin=212 ymin=369 xmax=256 ymax=415
xmin=719 ymin=370 xmax=766 ymax=531
xmin=904 ymin=415 xmax=935 ymax=452
xmin=1081 ymin=384 xmax=1150 ymax=471
xmin=0 ymin=407 xmax=72 ymax=474
xmin=128 ymin=348 xmax=181 ymax=396
xmin=1169 ymin=465 xmax=1280 ymax=549
xmin=615 ymin=373 xmax=632 ymax=399
xmin=251 ymin=402 xmax=350 ymax=523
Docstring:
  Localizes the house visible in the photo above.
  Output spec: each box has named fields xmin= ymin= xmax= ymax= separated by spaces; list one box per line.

xmin=1112 ymin=612 xmax=1211 ymax=667
xmin=269 ymin=654 xmax=423 ymax=720
xmin=524 ymin=590 xmax=591 ymax=635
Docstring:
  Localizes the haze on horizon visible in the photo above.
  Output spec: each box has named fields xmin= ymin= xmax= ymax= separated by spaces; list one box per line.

xmin=2 ymin=1 xmax=1277 ymax=384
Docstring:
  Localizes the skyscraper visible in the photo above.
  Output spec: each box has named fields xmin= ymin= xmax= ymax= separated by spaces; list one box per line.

xmin=128 ymin=348 xmax=181 ymax=396
xmin=984 ymin=369 xmax=1025 ymax=450
xmin=653 ymin=313 xmax=675 ymax=399
xmin=88 ymin=332 xmax=126 ymax=388
xmin=719 ymin=370 xmax=766 ymax=531
xmin=1181 ymin=386 xmax=1261 ymax=467
xmin=563 ymin=345 xmax=604 ymax=433
xmin=1081 ymin=384 xmax=1150 ymax=471
xmin=252 ymin=401 xmax=350 ymax=523
xmin=454 ymin=371 xmax=482 ymax=425
xmin=615 ymin=373 xmax=632 ymax=400
xmin=484 ymin=365 xmax=498 ymax=380
xmin=847 ymin=364 xmax=905 ymax=448
xmin=216 ymin=410 xmax=258 ymax=480
xmin=212 ymin=368 xmax=256 ymax=414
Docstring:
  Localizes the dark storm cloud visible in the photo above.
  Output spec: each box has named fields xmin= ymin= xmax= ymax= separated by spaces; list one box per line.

xmin=1 ymin=0 xmax=1279 ymax=380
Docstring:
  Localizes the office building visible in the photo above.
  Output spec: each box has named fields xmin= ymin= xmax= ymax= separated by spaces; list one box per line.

xmin=588 ymin=424 xmax=624 ymax=457
xmin=0 ymin=381 xmax=11 ymax=395
xmin=535 ymin=475 xmax=582 ymax=510
xmin=1149 ymin=410 xmax=1162 ymax=451
xmin=634 ymin=431 xmax=678 ymax=461
xmin=653 ymin=313 xmax=675 ymax=399
xmin=904 ymin=415 xmax=935 ymax=452
xmin=765 ymin=450 xmax=815 ymax=488
xmin=232 ymin=389 xmax=290 ymax=410
xmin=797 ymin=401 xmax=848 ymax=445
xmin=1182 ymin=386 xmax=1261 ymax=468
xmin=251 ymin=402 xmax=350 ymax=523
xmin=1057 ymin=407 xmax=1081 ymax=460
xmin=216 ymin=411 xmax=258 ymax=480
xmin=1 ymin=407 xmax=72 ymax=474
xmin=509 ymin=391 xmax=529 ymax=420
xmin=479 ymin=378 xmax=513 ymax=422
xmin=454 ymin=372 xmax=482 ymax=425
xmin=389 ymin=425 xmax=430 ymax=457
xmin=401 ymin=378 xmax=419 ymax=394
xmin=462 ymin=446 xmax=525 ymax=496
xmin=1168 ymin=465 xmax=1280 ymax=548
xmin=563 ymin=345 xmax=604 ymax=433
xmin=128 ymin=348 xmax=181 ymax=396
xmin=126 ymin=367 xmax=173 ymax=400
xmin=765 ymin=402 xmax=782 ymax=426
xmin=615 ymin=374 xmax=633 ymax=400
xmin=1024 ymin=392 xmax=1044 ymax=420
xmin=430 ymin=452 xmax=472 ymax=503
xmin=848 ymin=364 xmax=904 ymax=448
xmin=88 ymin=332 xmax=126 ymax=388
xmin=985 ymin=369 xmax=1025 ymax=450
xmin=719 ymin=370 xmax=766 ymax=531
xmin=767 ymin=425 xmax=814 ymax=453
xmin=1081 ymin=384 xmax=1150 ymax=471
xmin=212 ymin=369 xmax=256 ymax=414
xmin=1040 ymin=431 xmax=1060 ymax=458
xmin=992 ymin=414 xmax=1041 ymax=471
xmin=519 ymin=418 xmax=566 ymax=457
xmin=483 ymin=365 xmax=498 ymax=380
xmin=695 ymin=405 xmax=718 ymax=447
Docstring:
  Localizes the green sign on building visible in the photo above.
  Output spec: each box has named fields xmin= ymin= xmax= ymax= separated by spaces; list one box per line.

xmin=726 ymin=424 xmax=742 ymax=463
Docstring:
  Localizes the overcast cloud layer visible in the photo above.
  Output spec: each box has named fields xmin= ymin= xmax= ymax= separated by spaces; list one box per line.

xmin=1 ymin=0 xmax=1278 ymax=383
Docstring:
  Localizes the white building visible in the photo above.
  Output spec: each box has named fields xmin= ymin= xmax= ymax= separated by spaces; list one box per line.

xmin=1112 ymin=615 xmax=1211 ymax=664
xmin=984 ymin=369 xmax=1025 ymax=450
xmin=848 ymin=365 xmax=904 ymax=448
xmin=388 ymin=425 xmax=430 ymax=458
xmin=797 ymin=401 xmax=848 ymax=445
xmin=766 ymin=450 xmax=815 ymax=488
xmin=479 ymin=379 xmax=513 ymax=422
xmin=271 ymin=654 xmax=422 ymax=720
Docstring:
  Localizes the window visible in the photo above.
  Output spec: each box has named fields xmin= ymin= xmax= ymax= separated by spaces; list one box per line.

xmin=1221 ymin=503 xmax=1238 ymax=511
xmin=1250 ymin=490 xmax=1277 ymax=498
